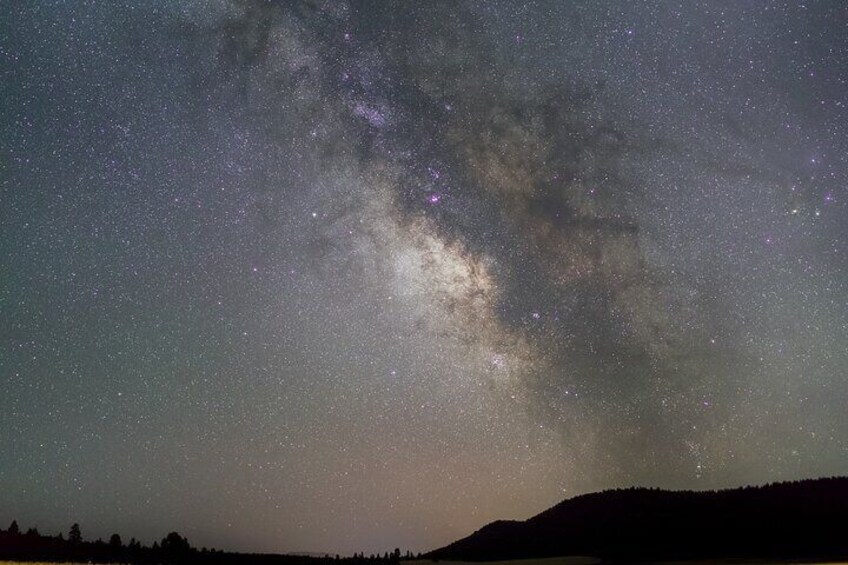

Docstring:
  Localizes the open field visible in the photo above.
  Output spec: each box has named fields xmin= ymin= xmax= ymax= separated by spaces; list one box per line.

xmin=1 ymin=562 xmax=127 ymax=565
xmin=655 ymin=562 xmax=848 ymax=565
xmin=404 ymin=558 xmax=600 ymax=565
xmin=408 ymin=555 xmax=601 ymax=565
xmin=0 ymin=556 xmax=848 ymax=565
xmin=403 ymin=559 xmax=848 ymax=565
xmin=0 ymin=562 xmax=130 ymax=565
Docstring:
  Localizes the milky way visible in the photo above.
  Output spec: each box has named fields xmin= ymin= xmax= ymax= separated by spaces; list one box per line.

xmin=2 ymin=0 xmax=848 ymax=557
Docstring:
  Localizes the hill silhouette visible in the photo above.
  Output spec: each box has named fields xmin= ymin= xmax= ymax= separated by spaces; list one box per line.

xmin=425 ymin=476 xmax=848 ymax=562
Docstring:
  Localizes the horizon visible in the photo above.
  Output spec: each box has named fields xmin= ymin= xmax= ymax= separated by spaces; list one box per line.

xmin=4 ymin=475 xmax=846 ymax=557
xmin=3 ymin=0 xmax=847 ymax=557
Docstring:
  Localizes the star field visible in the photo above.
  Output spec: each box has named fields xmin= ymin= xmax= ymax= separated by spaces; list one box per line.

xmin=2 ymin=0 xmax=847 ymax=557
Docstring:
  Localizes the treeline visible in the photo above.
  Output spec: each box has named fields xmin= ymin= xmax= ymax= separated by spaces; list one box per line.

xmin=0 ymin=521 xmax=421 ymax=565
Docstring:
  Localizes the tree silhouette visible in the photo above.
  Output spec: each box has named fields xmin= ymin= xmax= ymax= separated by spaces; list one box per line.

xmin=110 ymin=533 xmax=122 ymax=548
xmin=161 ymin=531 xmax=191 ymax=557
xmin=69 ymin=523 xmax=82 ymax=544
xmin=7 ymin=520 xmax=19 ymax=535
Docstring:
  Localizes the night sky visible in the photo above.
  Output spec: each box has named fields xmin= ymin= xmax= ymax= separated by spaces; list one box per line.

xmin=2 ymin=0 xmax=848 ymax=557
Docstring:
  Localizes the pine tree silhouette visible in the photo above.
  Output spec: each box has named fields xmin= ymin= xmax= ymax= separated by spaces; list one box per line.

xmin=69 ymin=523 xmax=82 ymax=544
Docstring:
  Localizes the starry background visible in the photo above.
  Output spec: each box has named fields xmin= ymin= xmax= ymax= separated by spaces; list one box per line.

xmin=2 ymin=0 xmax=847 ymax=557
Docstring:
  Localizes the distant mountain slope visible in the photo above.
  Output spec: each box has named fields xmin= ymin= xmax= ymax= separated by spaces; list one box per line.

xmin=426 ymin=477 xmax=848 ymax=562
